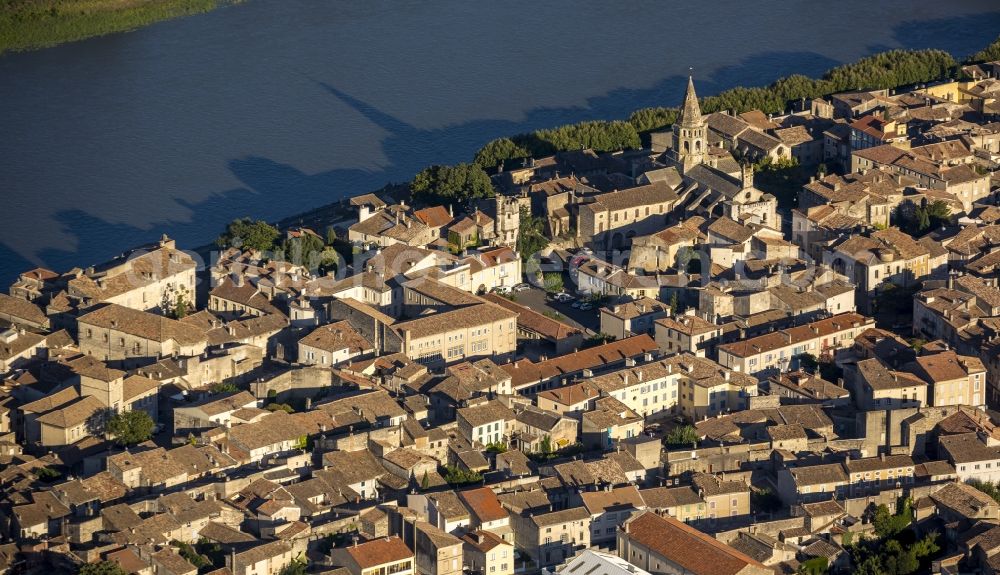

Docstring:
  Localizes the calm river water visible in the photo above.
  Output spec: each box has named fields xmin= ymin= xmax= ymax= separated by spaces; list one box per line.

xmin=2 ymin=0 xmax=1000 ymax=283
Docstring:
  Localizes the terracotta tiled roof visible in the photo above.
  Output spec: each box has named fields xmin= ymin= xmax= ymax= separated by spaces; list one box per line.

xmin=299 ymin=320 xmax=373 ymax=354
xmin=459 ymin=487 xmax=508 ymax=523
xmin=537 ymin=383 xmax=599 ymax=407
xmin=482 ymin=293 xmax=581 ymax=340
xmin=623 ymin=511 xmax=767 ymax=575
xmin=413 ymin=206 xmax=453 ymax=228
xmin=345 ymin=536 xmax=413 ymax=568
xmin=500 ymin=334 xmax=657 ymax=388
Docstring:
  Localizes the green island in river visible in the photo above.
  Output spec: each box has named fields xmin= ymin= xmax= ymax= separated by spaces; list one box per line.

xmin=0 ymin=0 xmax=228 ymax=55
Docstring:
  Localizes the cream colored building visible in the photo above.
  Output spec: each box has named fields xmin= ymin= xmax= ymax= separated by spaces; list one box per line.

xmin=576 ymin=258 xmax=660 ymax=300
xmin=77 ymin=303 xmax=208 ymax=367
xmin=844 ymin=454 xmax=915 ymax=497
xmin=848 ymin=358 xmax=928 ymax=411
xmin=37 ymin=395 xmax=104 ymax=447
xmin=717 ymin=312 xmax=874 ymax=376
xmin=938 ymin=433 xmax=1000 ymax=484
xmin=332 ymin=536 xmax=414 ymax=575
xmin=583 ymin=354 xmax=757 ymax=421
xmin=388 ymin=302 xmax=517 ymax=368
xmin=297 ymin=320 xmax=374 ymax=367
xmin=907 ymin=350 xmax=988 ymax=408
xmin=578 ymin=182 xmax=678 ymax=251
xmin=508 ymin=506 xmax=590 ymax=569
xmin=414 ymin=522 xmax=463 ymax=575
xmin=654 ymin=313 xmax=722 ymax=357
xmin=823 ymin=228 xmax=937 ymax=314
xmin=462 ymin=530 xmax=513 ymax=575
xmin=66 ymin=235 xmax=196 ymax=313
xmin=231 ymin=541 xmax=297 ymax=575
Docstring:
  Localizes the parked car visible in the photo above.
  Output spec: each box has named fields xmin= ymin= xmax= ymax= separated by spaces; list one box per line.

xmin=579 ymin=303 xmax=593 ymax=311
xmin=491 ymin=286 xmax=511 ymax=294
xmin=512 ymin=283 xmax=530 ymax=292
xmin=553 ymin=292 xmax=574 ymax=303
xmin=571 ymin=300 xmax=583 ymax=308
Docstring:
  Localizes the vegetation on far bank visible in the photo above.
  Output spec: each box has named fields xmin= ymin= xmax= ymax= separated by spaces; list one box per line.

xmin=473 ymin=46 xmax=971 ymax=169
xmin=211 ymin=33 xmax=1000 ymax=252
xmin=0 ymin=0 xmax=225 ymax=55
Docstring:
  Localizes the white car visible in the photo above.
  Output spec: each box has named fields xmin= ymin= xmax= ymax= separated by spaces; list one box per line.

xmin=579 ymin=303 xmax=593 ymax=311
xmin=512 ymin=283 xmax=530 ymax=292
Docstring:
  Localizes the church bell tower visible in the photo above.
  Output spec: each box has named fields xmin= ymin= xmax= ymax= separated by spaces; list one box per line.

xmin=672 ymin=76 xmax=706 ymax=173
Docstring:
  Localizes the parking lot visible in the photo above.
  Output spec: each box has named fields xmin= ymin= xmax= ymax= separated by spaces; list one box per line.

xmin=511 ymin=286 xmax=600 ymax=334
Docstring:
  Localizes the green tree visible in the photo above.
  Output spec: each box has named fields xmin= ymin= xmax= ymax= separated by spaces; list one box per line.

xmin=421 ymin=470 xmax=430 ymax=490
xmin=171 ymin=541 xmax=211 ymax=570
xmin=797 ymin=353 xmax=819 ymax=373
xmin=968 ymin=34 xmax=1000 ymax=63
xmin=516 ymin=207 xmax=548 ymax=263
xmin=539 ymin=435 xmax=553 ymax=455
xmin=485 ymin=441 xmax=507 ymax=454
xmin=278 ymin=560 xmax=307 ymax=575
xmin=79 ymin=562 xmax=128 ymax=575
xmin=319 ymin=247 xmax=341 ymax=274
xmin=668 ymin=292 xmax=679 ymax=314
xmin=209 ymin=381 xmax=239 ymax=394
xmin=106 ymin=410 xmax=155 ymax=446
xmin=925 ymin=200 xmax=952 ymax=227
xmin=665 ymin=425 xmax=699 ymax=447
xmin=912 ymin=532 xmax=940 ymax=558
xmin=855 ymin=556 xmax=883 ymax=575
xmin=914 ymin=207 xmax=931 ymax=232
xmin=543 ymin=273 xmax=564 ymax=294
xmin=474 ymin=137 xmax=531 ymax=169
xmin=410 ymin=163 xmax=495 ymax=205
xmin=873 ymin=498 xmax=912 ymax=539
xmin=970 ymin=479 xmax=1000 ymax=503
xmin=628 ymin=107 xmax=679 ymax=134
xmin=797 ymin=557 xmax=828 ymax=575
xmin=280 ymin=233 xmax=325 ymax=269
xmin=33 ymin=466 xmax=62 ymax=482
xmin=216 ymin=218 xmax=280 ymax=253
xmin=325 ymin=226 xmax=338 ymax=246
xmin=533 ymin=120 xmax=641 ymax=153
xmin=584 ymin=332 xmax=616 ymax=348
xmin=173 ymin=294 xmax=188 ymax=319
xmin=443 ymin=465 xmax=483 ymax=486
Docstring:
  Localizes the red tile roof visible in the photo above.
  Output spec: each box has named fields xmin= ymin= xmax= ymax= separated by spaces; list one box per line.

xmin=624 ymin=511 xmax=767 ymax=575
xmin=344 ymin=536 xmax=413 ymax=569
xmin=459 ymin=487 xmax=508 ymax=523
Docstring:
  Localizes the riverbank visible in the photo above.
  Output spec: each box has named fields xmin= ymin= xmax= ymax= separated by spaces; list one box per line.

xmin=0 ymin=0 xmax=227 ymax=55
xmin=248 ymin=37 xmax=1000 ymax=243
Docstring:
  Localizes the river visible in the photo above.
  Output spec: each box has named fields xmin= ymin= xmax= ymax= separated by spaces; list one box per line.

xmin=2 ymin=0 xmax=1000 ymax=284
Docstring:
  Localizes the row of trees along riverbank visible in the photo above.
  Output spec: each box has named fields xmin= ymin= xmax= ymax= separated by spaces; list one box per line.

xmin=473 ymin=34 xmax=1000 ymax=169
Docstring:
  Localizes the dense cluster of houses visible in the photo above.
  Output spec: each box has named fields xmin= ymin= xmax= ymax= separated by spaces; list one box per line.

xmin=5 ymin=62 xmax=1000 ymax=575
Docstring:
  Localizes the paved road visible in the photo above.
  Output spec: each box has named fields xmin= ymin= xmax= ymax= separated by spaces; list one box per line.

xmin=512 ymin=287 xmax=600 ymax=333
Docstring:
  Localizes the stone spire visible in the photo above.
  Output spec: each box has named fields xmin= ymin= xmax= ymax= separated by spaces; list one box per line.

xmin=678 ymin=75 xmax=702 ymax=127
